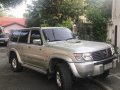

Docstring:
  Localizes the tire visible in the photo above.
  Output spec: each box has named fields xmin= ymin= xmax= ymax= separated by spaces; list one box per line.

xmin=55 ymin=64 xmax=73 ymax=90
xmin=97 ymin=70 xmax=109 ymax=79
xmin=10 ymin=54 xmax=23 ymax=72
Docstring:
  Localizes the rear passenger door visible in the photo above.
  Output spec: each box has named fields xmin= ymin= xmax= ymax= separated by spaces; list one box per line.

xmin=9 ymin=30 xmax=21 ymax=48
xmin=16 ymin=30 xmax=30 ymax=63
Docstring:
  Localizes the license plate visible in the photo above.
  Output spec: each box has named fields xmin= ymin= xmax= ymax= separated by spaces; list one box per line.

xmin=104 ymin=63 xmax=112 ymax=70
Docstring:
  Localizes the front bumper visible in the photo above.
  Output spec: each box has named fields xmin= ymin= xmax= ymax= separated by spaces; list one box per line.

xmin=0 ymin=40 xmax=5 ymax=44
xmin=69 ymin=56 xmax=118 ymax=78
xmin=0 ymin=40 xmax=7 ymax=45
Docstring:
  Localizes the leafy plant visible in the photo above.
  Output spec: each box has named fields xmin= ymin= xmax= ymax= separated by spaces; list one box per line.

xmin=25 ymin=0 xmax=84 ymax=27
xmin=57 ymin=18 xmax=73 ymax=29
xmin=0 ymin=0 xmax=23 ymax=8
xmin=85 ymin=0 xmax=112 ymax=41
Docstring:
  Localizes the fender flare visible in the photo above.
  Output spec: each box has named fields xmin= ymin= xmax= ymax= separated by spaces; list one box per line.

xmin=48 ymin=54 xmax=80 ymax=77
xmin=9 ymin=48 xmax=23 ymax=64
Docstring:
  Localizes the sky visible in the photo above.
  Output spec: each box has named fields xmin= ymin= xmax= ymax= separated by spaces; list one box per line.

xmin=7 ymin=0 xmax=32 ymax=18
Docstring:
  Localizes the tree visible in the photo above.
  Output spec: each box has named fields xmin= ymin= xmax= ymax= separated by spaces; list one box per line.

xmin=0 ymin=9 xmax=6 ymax=17
xmin=25 ymin=0 xmax=84 ymax=27
xmin=0 ymin=0 xmax=23 ymax=17
xmin=102 ymin=0 xmax=112 ymax=18
xmin=86 ymin=7 xmax=108 ymax=41
xmin=25 ymin=0 xmax=112 ymax=42
xmin=85 ymin=0 xmax=112 ymax=41
xmin=0 ymin=0 xmax=23 ymax=8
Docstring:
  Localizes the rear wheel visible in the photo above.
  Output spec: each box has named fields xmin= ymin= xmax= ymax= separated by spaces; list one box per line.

xmin=10 ymin=54 xmax=23 ymax=72
xmin=55 ymin=64 xmax=73 ymax=90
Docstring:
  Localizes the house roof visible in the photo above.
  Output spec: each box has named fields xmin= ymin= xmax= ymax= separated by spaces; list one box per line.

xmin=0 ymin=17 xmax=26 ymax=27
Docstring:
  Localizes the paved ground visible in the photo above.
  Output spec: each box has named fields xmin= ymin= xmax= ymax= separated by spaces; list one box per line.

xmin=0 ymin=47 xmax=120 ymax=90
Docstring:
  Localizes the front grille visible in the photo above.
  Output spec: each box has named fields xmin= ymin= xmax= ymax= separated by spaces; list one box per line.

xmin=92 ymin=48 xmax=112 ymax=61
xmin=0 ymin=40 xmax=5 ymax=43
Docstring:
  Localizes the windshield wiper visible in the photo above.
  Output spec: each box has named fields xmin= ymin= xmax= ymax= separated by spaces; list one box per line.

xmin=49 ymin=40 xmax=62 ymax=42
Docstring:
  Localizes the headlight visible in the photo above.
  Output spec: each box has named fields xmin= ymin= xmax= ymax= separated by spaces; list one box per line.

xmin=74 ymin=53 xmax=93 ymax=61
xmin=111 ymin=47 xmax=115 ymax=55
xmin=74 ymin=53 xmax=82 ymax=61
xmin=82 ymin=53 xmax=93 ymax=61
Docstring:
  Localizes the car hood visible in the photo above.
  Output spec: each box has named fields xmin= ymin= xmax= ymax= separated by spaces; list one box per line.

xmin=47 ymin=39 xmax=112 ymax=53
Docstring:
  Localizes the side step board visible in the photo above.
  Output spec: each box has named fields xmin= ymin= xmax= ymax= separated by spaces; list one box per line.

xmin=22 ymin=64 xmax=47 ymax=75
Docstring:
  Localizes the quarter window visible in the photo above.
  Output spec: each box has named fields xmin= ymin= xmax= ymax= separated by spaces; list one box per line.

xmin=19 ymin=30 xmax=29 ymax=43
xmin=11 ymin=31 xmax=20 ymax=42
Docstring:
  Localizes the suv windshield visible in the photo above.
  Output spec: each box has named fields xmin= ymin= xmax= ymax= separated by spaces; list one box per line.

xmin=0 ymin=34 xmax=9 ymax=38
xmin=43 ymin=28 xmax=74 ymax=42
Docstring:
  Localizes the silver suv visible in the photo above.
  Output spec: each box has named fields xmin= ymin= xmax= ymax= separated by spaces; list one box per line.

xmin=0 ymin=33 xmax=9 ymax=46
xmin=8 ymin=27 xmax=118 ymax=90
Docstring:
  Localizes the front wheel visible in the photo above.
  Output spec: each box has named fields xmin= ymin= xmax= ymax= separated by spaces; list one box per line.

xmin=55 ymin=64 xmax=73 ymax=90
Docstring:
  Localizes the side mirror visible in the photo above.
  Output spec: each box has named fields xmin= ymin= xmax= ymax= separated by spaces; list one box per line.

xmin=73 ymin=33 xmax=79 ymax=39
xmin=33 ymin=39 xmax=42 ymax=45
xmin=76 ymin=36 xmax=79 ymax=39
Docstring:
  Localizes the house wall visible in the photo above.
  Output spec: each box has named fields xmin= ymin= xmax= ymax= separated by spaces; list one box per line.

xmin=3 ymin=24 xmax=25 ymax=34
xmin=111 ymin=0 xmax=120 ymax=48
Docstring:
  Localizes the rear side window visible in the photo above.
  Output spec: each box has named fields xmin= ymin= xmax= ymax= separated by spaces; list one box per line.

xmin=19 ymin=30 xmax=29 ymax=43
xmin=11 ymin=31 xmax=20 ymax=42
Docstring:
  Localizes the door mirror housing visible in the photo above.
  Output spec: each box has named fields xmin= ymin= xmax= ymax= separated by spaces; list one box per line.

xmin=73 ymin=33 xmax=79 ymax=39
xmin=33 ymin=39 xmax=42 ymax=45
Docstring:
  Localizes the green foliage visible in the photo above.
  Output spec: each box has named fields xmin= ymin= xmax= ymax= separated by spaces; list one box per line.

xmin=25 ymin=0 xmax=84 ymax=27
xmin=0 ymin=0 xmax=23 ymax=8
xmin=102 ymin=0 xmax=112 ymax=18
xmin=57 ymin=18 xmax=73 ymax=29
xmin=0 ymin=9 xmax=6 ymax=17
xmin=76 ymin=19 xmax=93 ymax=40
xmin=25 ymin=0 xmax=112 ymax=42
xmin=0 ymin=0 xmax=23 ymax=17
xmin=85 ymin=0 xmax=112 ymax=41
xmin=41 ymin=23 xmax=49 ymax=27
xmin=25 ymin=0 xmax=43 ymax=27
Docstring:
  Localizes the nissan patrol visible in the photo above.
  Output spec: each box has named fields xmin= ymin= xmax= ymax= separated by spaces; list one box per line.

xmin=8 ymin=27 xmax=118 ymax=90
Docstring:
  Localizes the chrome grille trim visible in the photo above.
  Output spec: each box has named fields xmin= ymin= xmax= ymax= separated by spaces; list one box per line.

xmin=92 ymin=48 xmax=112 ymax=61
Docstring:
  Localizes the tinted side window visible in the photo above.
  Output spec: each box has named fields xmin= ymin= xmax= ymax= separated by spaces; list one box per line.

xmin=30 ymin=30 xmax=41 ymax=44
xmin=11 ymin=31 xmax=20 ymax=42
xmin=19 ymin=30 xmax=29 ymax=43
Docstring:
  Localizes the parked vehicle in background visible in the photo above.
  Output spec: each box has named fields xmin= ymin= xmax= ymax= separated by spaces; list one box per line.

xmin=0 ymin=33 xmax=9 ymax=46
xmin=8 ymin=27 xmax=118 ymax=90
